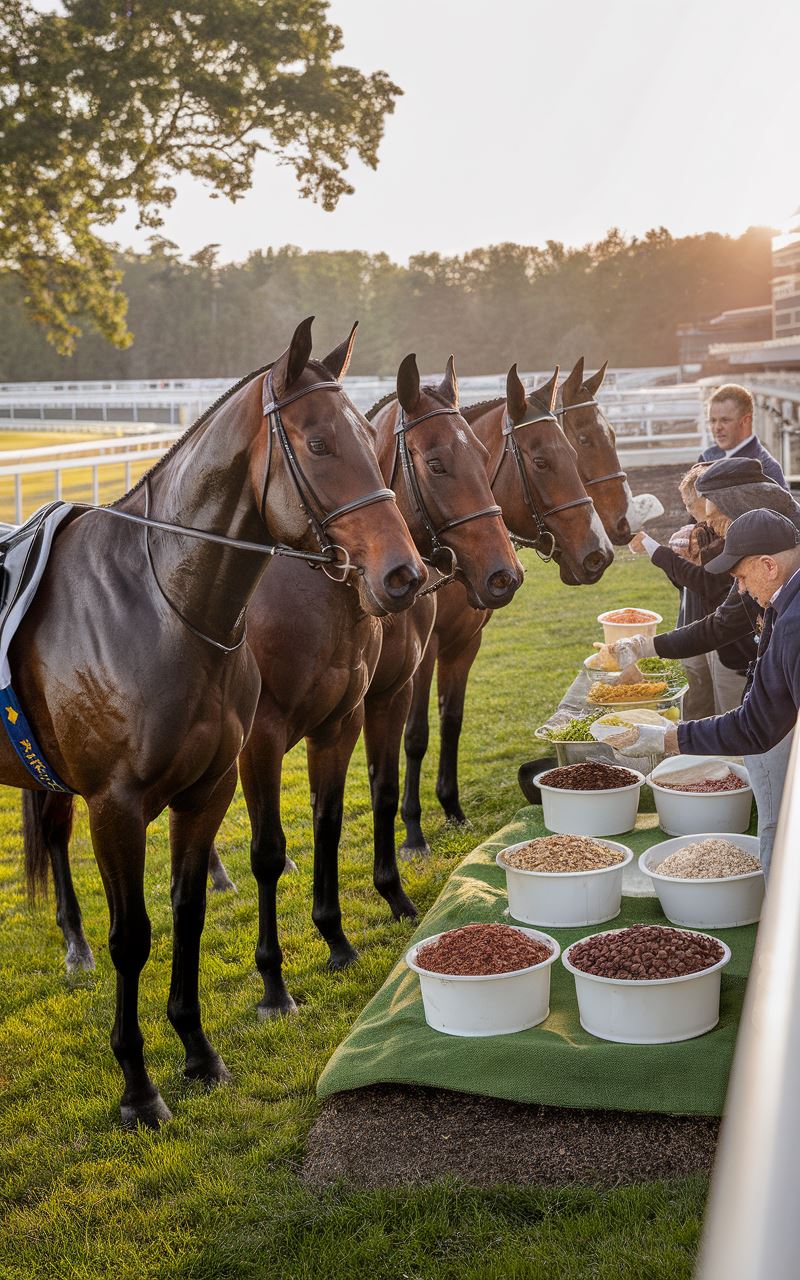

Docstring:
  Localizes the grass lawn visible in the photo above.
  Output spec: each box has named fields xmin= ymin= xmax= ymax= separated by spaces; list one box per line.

xmin=0 ymin=552 xmax=705 ymax=1279
xmin=0 ymin=429 xmax=157 ymax=523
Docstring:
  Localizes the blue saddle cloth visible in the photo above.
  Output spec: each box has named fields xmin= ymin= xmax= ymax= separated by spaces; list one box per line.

xmin=0 ymin=502 xmax=76 ymax=791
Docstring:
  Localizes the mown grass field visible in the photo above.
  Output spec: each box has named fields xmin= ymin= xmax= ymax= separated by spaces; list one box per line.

xmin=0 ymin=551 xmax=703 ymax=1279
xmin=0 ymin=428 xmax=156 ymax=523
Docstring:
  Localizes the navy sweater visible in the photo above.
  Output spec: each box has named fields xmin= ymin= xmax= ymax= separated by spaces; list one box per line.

xmin=700 ymin=436 xmax=788 ymax=489
xmin=678 ymin=568 xmax=800 ymax=756
xmin=651 ymin=540 xmax=754 ymax=671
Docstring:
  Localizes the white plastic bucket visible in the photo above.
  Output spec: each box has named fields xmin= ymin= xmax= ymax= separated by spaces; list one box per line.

xmin=406 ymin=926 xmax=560 ymax=1037
xmin=647 ymin=756 xmax=753 ymax=836
xmin=497 ymin=839 xmax=633 ymax=927
xmin=534 ymin=766 xmax=644 ymax=836
xmin=597 ymin=609 xmax=662 ymax=644
xmin=562 ymin=927 xmax=731 ymax=1044
xmin=639 ymin=833 xmax=764 ymax=928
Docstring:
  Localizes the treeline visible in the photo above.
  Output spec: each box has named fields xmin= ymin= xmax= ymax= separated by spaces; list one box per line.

xmin=0 ymin=226 xmax=771 ymax=380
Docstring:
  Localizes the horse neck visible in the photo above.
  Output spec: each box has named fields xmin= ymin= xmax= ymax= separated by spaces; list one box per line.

xmin=124 ymin=377 xmax=269 ymax=647
xmin=468 ymin=405 xmax=506 ymax=482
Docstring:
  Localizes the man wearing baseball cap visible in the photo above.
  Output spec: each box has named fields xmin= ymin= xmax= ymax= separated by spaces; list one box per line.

xmin=613 ymin=510 xmax=800 ymax=873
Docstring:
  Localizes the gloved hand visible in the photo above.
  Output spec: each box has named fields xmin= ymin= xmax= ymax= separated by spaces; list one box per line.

xmin=609 ymin=633 xmax=657 ymax=670
xmin=607 ymin=723 xmax=668 ymax=756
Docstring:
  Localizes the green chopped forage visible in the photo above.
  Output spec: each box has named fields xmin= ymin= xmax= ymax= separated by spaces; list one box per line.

xmin=541 ymin=711 xmax=603 ymax=742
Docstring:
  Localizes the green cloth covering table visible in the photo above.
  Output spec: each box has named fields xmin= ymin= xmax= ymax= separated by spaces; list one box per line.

xmin=317 ymin=806 xmax=758 ymax=1116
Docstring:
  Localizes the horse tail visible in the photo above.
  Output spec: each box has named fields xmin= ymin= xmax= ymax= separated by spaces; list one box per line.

xmin=22 ymin=791 xmax=74 ymax=901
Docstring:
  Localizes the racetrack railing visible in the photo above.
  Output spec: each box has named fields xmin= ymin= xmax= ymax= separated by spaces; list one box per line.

xmin=697 ymin=713 xmax=800 ymax=1279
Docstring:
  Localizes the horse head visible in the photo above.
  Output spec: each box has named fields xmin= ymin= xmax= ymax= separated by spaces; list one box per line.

xmin=558 ymin=357 xmax=634 ymax=546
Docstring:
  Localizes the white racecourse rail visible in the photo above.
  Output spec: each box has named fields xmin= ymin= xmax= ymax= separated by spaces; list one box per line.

xmin=0 ymin=369 xmax=705 ymax=522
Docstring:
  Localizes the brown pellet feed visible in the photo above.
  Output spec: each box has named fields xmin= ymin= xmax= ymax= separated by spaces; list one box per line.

xmin=657 ymin=839 xmax=761 ymax=879
xmin=568 ymin=924 xmax=724 ymax=981
xmin=657 ymin=772 xmax=748 ymax=793
xmin=539 ymin=762 xmax=639 ymax=791
xmin=415 ymin=923 xmax=552 ymax=976
xmin=501 ymin=835 xmax=624 ymax=873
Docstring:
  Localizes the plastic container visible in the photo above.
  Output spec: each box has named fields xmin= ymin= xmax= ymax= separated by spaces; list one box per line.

xmin=597 ymin=609 xmax=662 ymax=644
xmin=589 ymin=686 xmax=686 ymax=715
xmin=497 ymin=839 xmax=633 ymax=928
xmin=639 ymin=833 xmax=764 ymax=928
xmin=562 ymin=927 xmax=732 ymax=1043
xmin=647 ymin=756 xmax=753 ymax=836
xmin=406 ymin=926 xmax=560 ymax=1037
xmin=534 ymin=766 xmax=644 ymax=836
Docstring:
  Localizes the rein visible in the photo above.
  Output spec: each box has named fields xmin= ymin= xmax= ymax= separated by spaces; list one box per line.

xmin=390 ymin=404 xmax=502 ymax=594
xmin=556 ymin=395 xmax=627 ymax=490
xmin=86 ymin=374 xmax=397 ymax=652
xmin=490 ymin=397 xmax=592 ymax=561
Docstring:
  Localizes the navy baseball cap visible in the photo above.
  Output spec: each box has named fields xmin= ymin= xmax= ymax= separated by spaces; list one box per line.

xmin=705 ymin=510 xmax=800 ymax=574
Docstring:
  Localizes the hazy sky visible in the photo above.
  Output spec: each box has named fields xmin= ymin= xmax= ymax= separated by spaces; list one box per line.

xmin=106 ymin=0 xmax=799 ymax=262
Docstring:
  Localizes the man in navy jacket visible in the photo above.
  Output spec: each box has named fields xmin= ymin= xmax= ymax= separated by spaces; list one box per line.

xmin=701 ymin=384 xmax=787 ymax=488
xmin=612 ymin=510 xmax=800 ymax=873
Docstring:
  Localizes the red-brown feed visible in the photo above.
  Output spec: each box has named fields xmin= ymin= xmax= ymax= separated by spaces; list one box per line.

xmin=539 ymin=762 xmax=639 ymax=791
xmin=658 ymin=773 xmax=747 ymax=793
xmin=603 ymin=609 xmax=657 ymax=624
xmin=415 ymin=924 xmax=552 ymax=976
xmin=568 ymin=924 xmax=724 ymax=980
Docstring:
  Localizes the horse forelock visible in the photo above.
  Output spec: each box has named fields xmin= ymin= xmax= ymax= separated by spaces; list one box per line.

xmin=366 ymin=383 xmax=458 ymax=423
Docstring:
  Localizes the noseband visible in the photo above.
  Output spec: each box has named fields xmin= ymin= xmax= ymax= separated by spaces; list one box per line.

xmin=556 ymin=395 xmax=627 ymax=491
xmin=391 ymin=404 xmax=502 ymax=591
xmin=490 ymin=397 xmax=593 ymax=561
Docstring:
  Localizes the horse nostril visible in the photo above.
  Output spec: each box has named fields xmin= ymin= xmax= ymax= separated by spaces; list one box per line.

xmin=384 ymin=564 xmax=422 ymax=599
xmin=616 ymin=517 xmax=631 ymax=540
xmin=584 ymin=550 xmax=609 ymax=575
xmin=487 ymin=569 xmax=516 ymax=598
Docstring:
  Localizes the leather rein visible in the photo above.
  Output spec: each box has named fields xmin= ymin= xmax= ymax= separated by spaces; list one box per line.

xmin=556 ymin=395 xmax=627 ymax=492
xmin=85 ymin=372 xmax=396 ymax=652
xmin=390 ymin=404 xmax=502 ymax=593
xmin=489 ymin=395 xmax=592 ymax=562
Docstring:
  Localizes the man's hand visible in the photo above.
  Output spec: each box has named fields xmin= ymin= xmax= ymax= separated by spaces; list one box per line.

xmin=609 ymin=633 xmax=657 ymax=669
xmin=628 ymin=532 xmax=649 ymax=556
xmin=607 ymin=723 xmax=681 ymax=757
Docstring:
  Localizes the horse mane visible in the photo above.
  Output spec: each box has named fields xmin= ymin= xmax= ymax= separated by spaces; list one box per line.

xmin=116 ymin=362 xmax=275 ymax=504
xmin=365 ymin=383 xmax=454 ymax=423
xmin=460 ymin=396 xmax=505 ymax=422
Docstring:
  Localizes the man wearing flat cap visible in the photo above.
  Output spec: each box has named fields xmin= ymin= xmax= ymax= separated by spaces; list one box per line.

xmin=613 ymin=510 xmax=800 ymax=873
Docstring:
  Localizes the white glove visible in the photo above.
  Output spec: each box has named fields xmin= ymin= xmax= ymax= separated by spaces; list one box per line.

xmin=609 ymin=723 xmax=668 ymax=756
xmin=609 ymin=633 xmax=657 ymax=670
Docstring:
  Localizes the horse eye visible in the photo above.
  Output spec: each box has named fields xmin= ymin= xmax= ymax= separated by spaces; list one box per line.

xmin=308 ymin=438 xmax=329 ymax=456
xmin=534 ymin=457 xmax=549 ymax=471
xmin=427 ymin=459 xmax=446 ymax=475
xmin=578 ymin=434 xmax=591 ymax=447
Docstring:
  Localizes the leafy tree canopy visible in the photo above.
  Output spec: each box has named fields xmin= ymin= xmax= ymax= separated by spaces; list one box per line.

xmin=0 ymin=0 xmax=400 ymax=353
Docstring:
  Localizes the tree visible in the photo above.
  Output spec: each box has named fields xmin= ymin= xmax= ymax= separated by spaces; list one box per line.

xmin=0 ymin=1 xmax=401 ymax=353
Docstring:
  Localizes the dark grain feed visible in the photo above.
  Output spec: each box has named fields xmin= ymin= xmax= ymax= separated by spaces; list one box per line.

xmin=658 ymin=772 xmax=747 ymax=793
xmin=539 ymin=762 xmax=639 ymax=791
xmin=415 ymin=924 xmax=552 ymax=976
xmin=567 ymin=924 xmax=724 ymax=980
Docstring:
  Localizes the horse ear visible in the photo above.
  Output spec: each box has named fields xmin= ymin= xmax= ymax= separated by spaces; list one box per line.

xmin=506 ymin=363 xmax=527 ymax=423
xmin=438 ymin=354 xmax=459 ymax=407
xmin=272 ymin=316 xmax=314 ymax=397
xmin=321 ymin=320 xmax=358 ymax=381
xmin=537 ymin=366 xmax=560 ymax=413
xmin=584 ymin=359 xmax=608 ymax=397
xmin=562 ymin=356 xmax=584 ymax=402
xmin=397 ymin=353 xmax=421 ymax=414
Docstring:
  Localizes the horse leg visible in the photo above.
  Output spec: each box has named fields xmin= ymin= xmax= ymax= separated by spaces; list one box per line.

xmin=400 ymin=642 xmax=436 ymax=857
xmin=364 ymin=684 xmax=418 ymax=921
xmin=87 ymin=792 xmax=170 ymax=1129
xmin=23 ymin=791 xmax=95 ymax=971
xmin=435 ymin=633 xmax=483 ymax=825
xmin=307 ymin=708 xmax=364 ymax=972
xmin=239 ymin=731 xmax=296 ymax=1020
xmin=208 ymin=843 xmax=237 ymax=893
xmin=167 ymin=766 xmax=237 ymax=1086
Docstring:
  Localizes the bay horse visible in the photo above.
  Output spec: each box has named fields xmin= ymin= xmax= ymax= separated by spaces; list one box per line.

xmin=400 ymin=361 xmax=622 ymax=854
xmin=214 ymin=354 xmax=523 ymax=1017
xmin=11 ymin=317 xmax=425 ymax=1127
xmin=557 ymin=357 xmax=634 ymax=547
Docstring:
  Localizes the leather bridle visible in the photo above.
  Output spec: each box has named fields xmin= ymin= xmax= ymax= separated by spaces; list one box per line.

xmin=391 ymin=403 xmax=502 ymax=590
xmin=490 ymin=394 xmax=593 ymax=561
xmin=556 ymin=394 xmax=627 ymax=492
xmin=85 ymin=372 xmax=398 ymax=651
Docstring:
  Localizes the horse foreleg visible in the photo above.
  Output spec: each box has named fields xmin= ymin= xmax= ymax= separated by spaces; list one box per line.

xmin=239 ymin=725 xmax=295 ymax=1019
xmin=400 ymin=642 xmax=437 ymax=857
xmin=364 ymin=684 xmax=418 ymax=921
xmin=167 ymin=766 xmax=237 ymax=1087
xmin=208 ymin=843 xmax=237 ymax=893
xmin=306 ymin=708 xmax=363 ymax=972
xmin=435 ymin=633 xmax=483 ymax=825
xmin=88 ymin=791 xmax=170 ymax=1129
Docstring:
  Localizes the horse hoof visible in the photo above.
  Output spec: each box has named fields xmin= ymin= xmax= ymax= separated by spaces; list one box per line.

xmin=257 ymin=995 xmax=298 ymax=1021
xmin=390 ymin=895 xmax=418 ymax=922
xmin=282 ymin=857 xmax=299 ymax=875
xmin=445 ymin=814 xmax=471 ymax=830
xmin=65 ymin=941 xmax=96 ymax=973
xmin=209 ymin=872 xmax=238 ymax=893
xmin=120 ymin=1093 xmax=173 ymax=1130
xmin=399 ymin=842 xmax=431 ymax=860
xmin=327 ymin=945 xmax=358 ymax=972
xmin=184 ymin=1054 xmax=232 ymax=1087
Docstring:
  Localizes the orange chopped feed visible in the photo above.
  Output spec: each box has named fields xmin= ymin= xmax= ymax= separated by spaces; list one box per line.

xmin=603 ymin=608 xmax=657 ymax=624
xmin=587 ymin=680 xmax=668 ymax=704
